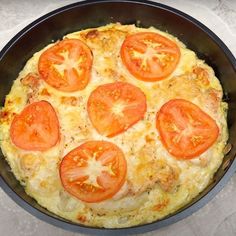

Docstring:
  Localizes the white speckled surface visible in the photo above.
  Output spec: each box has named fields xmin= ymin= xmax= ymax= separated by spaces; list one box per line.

xmin=0 ymin=0 xmax=236 ymax=235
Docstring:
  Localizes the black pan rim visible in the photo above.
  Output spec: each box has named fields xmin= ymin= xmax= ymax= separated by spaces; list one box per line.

xmin=0 ymin=0 xmax=236 ymax=235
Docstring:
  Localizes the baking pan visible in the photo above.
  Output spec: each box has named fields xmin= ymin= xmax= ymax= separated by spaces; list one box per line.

xmin=0 ymin=0 xmax=236 ymax=235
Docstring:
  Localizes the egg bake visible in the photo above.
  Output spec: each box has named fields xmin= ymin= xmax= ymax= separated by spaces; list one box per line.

xmin=0 ymin=23 xmax=228 ymax=228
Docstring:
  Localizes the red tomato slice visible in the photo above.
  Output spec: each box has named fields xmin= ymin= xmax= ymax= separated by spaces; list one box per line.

xmin=121 ymin=32 xmax=180 ymax=82
xmin=38 ymin=38 xmax=93 ymax=92
xmin=87 ymin=82 xmax=147 ymax=137
xmin=60 ymin=141 xmax=127 ymax=203
xmin=10 ymin=101 xmax=60 ymax=151
xmin=156 ymin=99 xmax=219 ymax=159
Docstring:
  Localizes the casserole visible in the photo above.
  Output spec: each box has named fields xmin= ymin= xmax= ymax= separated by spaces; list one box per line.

xmin=0 ymin=0 xmax=236 ymax=234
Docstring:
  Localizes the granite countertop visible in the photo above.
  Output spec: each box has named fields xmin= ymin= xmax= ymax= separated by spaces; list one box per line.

xmin=0 ymin=0 xmax=236 ymax=235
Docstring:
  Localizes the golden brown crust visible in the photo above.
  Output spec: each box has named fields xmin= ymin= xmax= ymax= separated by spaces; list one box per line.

xmin=128 ymin=143 xmax=180 ymax=195
xmin=20 ymin=153 xmax=42 ymax=178
xmin=152 ymin=198 xmax=170 ymax=211
xmin=20 ymin=73 xmax=41 ymax=103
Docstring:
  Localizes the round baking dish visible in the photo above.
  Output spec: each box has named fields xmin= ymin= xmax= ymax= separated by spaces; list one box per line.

xmin=0 ymin=0 xmax=236 ymax=235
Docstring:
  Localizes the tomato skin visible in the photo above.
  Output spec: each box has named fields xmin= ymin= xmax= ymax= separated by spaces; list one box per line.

xmin=38 ymin=38 xmax=93 ymax=92
xmin=60 ymin=141 xmax=127 ymax=203
xmin=156 ymin=99 xmax=219 ymax=159
xmin=87 ymin=82 xmax=147 ymax=137
xmin=10 ymin=101 xmax=60 ymax=151
xmin=121 ymin=32 xmax=180 ymax=82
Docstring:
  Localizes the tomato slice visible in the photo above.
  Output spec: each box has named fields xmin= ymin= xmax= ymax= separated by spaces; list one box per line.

xmin=121 ymin=32 xmax=180 ymax=82
xmin=10 ymin=101 xmax=60 ymax=151
xmin=38 ymin=38 xmax=93 ymax=92
xmin=156 ymin=99 xmax=219 ymax=159
xmin=87 ymin=82 xmax=147 ymax=137
xmin=60 ymin=141 xmax=127 ymax=203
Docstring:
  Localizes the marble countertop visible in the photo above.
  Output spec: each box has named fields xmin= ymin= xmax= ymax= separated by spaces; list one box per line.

xmin=0 ymin=0 xmax=236 ymax=235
